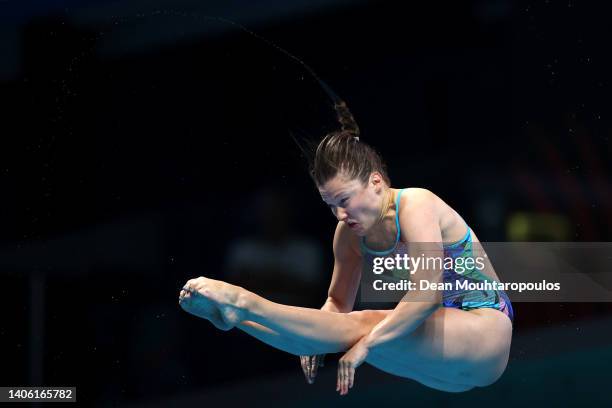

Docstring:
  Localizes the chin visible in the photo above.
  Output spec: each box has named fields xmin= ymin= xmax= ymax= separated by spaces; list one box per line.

xmin=354 ymin=224 xmax=369 ymax=236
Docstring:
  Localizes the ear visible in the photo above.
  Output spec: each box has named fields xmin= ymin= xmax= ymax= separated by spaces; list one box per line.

xmin=369 ymin=172 xmax=384 ymax=192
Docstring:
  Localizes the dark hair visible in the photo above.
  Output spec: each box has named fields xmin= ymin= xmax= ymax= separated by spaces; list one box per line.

xmin=190 ymin=20 xmax=391 ymax=190
xmin=309 ymin=101 xmax=390 ymax=187
xmin=260 ymin=34 xmax=390 ymax=187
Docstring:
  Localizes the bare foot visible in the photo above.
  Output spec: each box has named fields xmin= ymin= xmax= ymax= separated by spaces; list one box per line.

xmin=179 ymin=286 xmax=233 ymax=330
xmin=180 ymin=277 xmax=247 ymax=329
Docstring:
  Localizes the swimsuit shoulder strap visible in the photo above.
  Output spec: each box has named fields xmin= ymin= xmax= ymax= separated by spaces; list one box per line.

xmin=393 ymin=188 xmax=405 ymax=243
xmin=360 ymin=188 xmax=406 ymax=256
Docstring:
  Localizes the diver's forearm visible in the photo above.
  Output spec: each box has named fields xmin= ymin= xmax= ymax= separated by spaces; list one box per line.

xmin=364 ymin=301 xmax=439 ymax=349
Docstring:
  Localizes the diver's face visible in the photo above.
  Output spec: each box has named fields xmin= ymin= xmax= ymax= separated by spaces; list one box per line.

xmin=318 ymin=172 xmax=385 ymax=235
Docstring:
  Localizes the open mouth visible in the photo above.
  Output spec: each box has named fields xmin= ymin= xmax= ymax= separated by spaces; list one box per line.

xmin=347 ymin=221 xmax=359 ymax=229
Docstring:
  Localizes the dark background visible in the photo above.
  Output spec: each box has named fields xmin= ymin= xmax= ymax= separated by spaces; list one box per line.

xmin=1 ymin=0 xmax=611 ymax=406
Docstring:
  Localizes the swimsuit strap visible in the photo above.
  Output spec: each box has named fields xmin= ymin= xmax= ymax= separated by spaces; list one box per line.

xmin=443 ymin=221 xmax=471 ymax=248
xmin=360 ymin=188 xmax=405 ymax=256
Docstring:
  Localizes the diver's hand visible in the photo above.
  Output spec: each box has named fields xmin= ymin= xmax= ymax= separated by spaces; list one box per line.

xmin=300 ymin=354 xmax=325 ymax=384
xmin=337 ymin=336 xmax=368 ymax=395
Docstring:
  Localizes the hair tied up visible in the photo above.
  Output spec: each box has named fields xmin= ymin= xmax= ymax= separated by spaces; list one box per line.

xmin=334 ymin=100 xmax=360 ymax=139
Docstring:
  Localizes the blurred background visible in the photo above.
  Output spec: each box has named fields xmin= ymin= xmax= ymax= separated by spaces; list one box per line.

xmin=1 ymin=0 xmax=611 ymax=406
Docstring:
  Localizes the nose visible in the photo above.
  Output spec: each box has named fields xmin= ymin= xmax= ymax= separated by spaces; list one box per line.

xmin=336 ymin=207 xmax=348 ymax=221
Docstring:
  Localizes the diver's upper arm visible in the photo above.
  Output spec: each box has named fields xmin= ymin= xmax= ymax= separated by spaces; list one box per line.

xmin=326 ymin=222 xmax=362 ymax=312
xmin=398 ymin=189 xmax=444 ymax=305
xmin=398 ymin=189 xmax=442 ymax=243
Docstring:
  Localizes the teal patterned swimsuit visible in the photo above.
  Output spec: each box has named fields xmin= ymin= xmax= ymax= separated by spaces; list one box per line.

xmin=360 ymin=189 xmax=514 ymax=324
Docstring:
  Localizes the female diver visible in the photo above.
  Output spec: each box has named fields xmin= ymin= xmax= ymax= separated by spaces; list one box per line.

xmin=178 ymin=101 xmax=514 ymax=395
